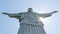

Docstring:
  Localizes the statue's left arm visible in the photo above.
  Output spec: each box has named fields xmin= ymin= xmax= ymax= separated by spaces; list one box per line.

xmin=39 ymin=11 xmax=58 ymax=18
xmin=2 ymin=12 xmax=22 ymax=19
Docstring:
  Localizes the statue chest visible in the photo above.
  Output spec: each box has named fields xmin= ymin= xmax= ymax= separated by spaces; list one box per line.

xmin=19 ymin=13 xmax=42 ymax=23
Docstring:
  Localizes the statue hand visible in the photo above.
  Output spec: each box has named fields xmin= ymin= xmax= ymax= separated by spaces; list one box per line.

xmin=51 ymin=11 xmax=58 ymax=14
xmin=2 ymin=12 xmax=9 ymax=15
xmin=53 ymin=11 xmax=58 ymax=13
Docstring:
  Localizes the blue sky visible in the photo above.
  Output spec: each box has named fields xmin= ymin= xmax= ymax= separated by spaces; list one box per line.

xmin=0 ymin=0 xmax=60 ymax=34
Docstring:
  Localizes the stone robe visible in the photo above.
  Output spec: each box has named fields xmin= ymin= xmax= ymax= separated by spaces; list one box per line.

xmin=8 ymin=12 xmax=52 ymax=34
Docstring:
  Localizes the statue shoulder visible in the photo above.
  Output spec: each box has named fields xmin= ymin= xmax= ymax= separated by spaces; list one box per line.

xmin=18 ymin=12 xmax=27 ymax=14
xmin=33 ymin=12 xmax=40 ymax=15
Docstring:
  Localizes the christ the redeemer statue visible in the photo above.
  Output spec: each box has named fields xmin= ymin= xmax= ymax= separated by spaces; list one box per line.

xmin=2 ymin=8 xmax=58 ymax=34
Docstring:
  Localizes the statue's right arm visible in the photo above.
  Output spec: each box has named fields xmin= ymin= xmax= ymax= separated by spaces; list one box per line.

xmin=2 ymin=12 xmax=22 ymax=19
xmin=38 ymin=11 xmax=58 ymax=18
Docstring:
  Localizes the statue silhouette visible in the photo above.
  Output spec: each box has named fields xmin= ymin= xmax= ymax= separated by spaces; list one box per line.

xmin=2 ymin=8 xmax=58 ymax=34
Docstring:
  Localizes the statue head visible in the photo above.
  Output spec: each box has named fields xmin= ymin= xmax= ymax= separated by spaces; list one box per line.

xmin=28 ymin=8 xmax=33 ymax=12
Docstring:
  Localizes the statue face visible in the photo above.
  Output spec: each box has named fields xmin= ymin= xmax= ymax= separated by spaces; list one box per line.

xmin=28 ymin=8 xmax=33 ymax=12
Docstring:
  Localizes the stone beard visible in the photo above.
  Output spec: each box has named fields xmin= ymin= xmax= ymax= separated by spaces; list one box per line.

xmin=2 ymin=8 xmax=58 ymax=34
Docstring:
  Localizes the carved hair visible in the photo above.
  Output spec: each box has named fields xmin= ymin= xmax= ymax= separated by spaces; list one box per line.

xmin=28 ymin=8 xmax=33 ymax=12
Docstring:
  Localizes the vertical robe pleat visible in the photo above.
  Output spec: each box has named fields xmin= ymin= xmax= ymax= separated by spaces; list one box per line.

xmin=18 ymin=23 xmax=46 ymax=34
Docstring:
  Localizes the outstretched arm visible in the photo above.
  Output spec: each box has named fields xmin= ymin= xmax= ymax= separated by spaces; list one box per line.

xmin=2 ymin=12 xmax=22 ymax=19
xmin=40 ymin=11 xmax=58 ymax=18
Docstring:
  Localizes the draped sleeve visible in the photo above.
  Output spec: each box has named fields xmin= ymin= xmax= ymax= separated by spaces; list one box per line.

xmin=38 ymin=13 xmax=52 ymax=18
xmin=8 ymin=13 xmax=22 ymax=19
